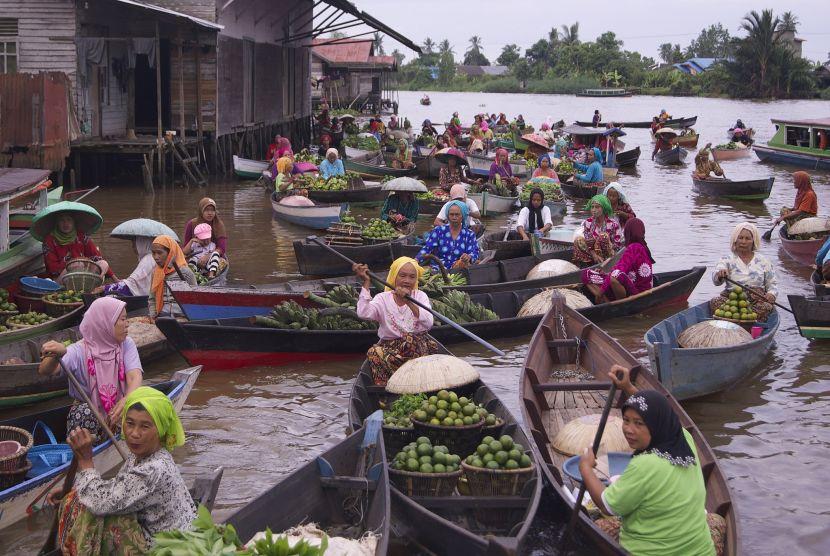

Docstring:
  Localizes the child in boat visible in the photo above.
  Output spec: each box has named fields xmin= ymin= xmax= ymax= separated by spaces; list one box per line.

xmin=184 ymin=223 xmax=222 ymax=279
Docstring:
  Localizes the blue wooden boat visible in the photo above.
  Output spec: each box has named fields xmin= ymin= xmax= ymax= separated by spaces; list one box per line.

xmin=644 ymin=302 xmax=779 ymax=400
xmin=270 ymin=191 xmax=346 ymax=230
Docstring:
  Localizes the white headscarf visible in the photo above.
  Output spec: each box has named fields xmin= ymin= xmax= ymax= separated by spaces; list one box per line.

xmin=122 ymin=236 xmax=156 ymax=296
xmin=730 ymin=222 xmax=760 ymax=253
xmin=326 ymin=148 xmax=339 ymax=160
xmin=602 ymin=182 xmax=627 ymax=203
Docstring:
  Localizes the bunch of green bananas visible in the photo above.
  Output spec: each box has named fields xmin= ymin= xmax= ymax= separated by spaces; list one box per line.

xmin=253 ymin=288 xmax=376 ymax=331
xmin=430 ymin=290 xmax=497 ymax=324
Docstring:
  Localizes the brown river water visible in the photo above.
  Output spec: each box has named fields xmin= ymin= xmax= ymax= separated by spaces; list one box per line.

xmin=3 ymin=92 xmax=830 ymax=554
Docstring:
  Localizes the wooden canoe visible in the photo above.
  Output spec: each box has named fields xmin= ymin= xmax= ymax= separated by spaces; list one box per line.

xmin=347 ymin=348 xmax=542 ymax=555
xmin=520 ymin=302 xmax=739 ymax=555
xmin=344 ymin=152 xmax=417 ymax=179
xmin=711 ymin=147 xmax=751 ymax=162
xmin=232 ymin=155 xmax=269 ymax=179
xmin=788 ymin=294 xmax=830 ymax=339
xmin=673 ymin=132 xmax=699 ymax=149
xmin=779 ymin=225 xmax=825 ymax=267
xmin=810 ymin=271 xmax=830 ymax=296
xmin=574 ymin=116 xmax=696 ymax=129
xmin=645 ymin=302 xmax=779 ymax=400
xmin=560 ymin=180 xmax=604 ymax=199
xmin=413 ymin=153 xmax=442 ymax=179
xmin=0 ymin=306 xmax=83 ymax=348
xmin=270 ymin=191 xmax=346 ymax=230
xmin=467 ymin=191 xmax=520 ymax=215
xmin=691 ymin=176 xmax=774 ymax=200
xmin=306 ymin=183 xmax=388 ymax=205
xmin=226 ymin=413 xmax=390 ymax=555
xmin=655 ymin=145 xmax=688 ymax=165
xmin=0 ymin=366 xmax=201 ymax=531
xmin=615 ymin=147 xmax=640 ymax=168
xmin=292 ymin=236 xmax=418 ymax=277
xmin=417 ymin=197 xmax=448 ymax=215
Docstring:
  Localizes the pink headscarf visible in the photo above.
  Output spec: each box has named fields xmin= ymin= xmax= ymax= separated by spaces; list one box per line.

xmin=495 ymin=148 xmax=509 ymax=166
xmin=277 ymin=137 xmax=293 ymax=158
xmin=449 ymin=183 xmax=466 ymax=200
xmin=80 ymin=297 xmax=128 ymax=414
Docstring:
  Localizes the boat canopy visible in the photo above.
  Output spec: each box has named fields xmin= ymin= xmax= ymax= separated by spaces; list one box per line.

xmin=771 ymin=117 xmax=830 ymax=129
xmin=561 ymin=125 xmax=626 ymax=137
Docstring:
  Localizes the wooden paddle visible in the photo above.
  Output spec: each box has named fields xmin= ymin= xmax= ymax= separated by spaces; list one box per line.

xmin=567 ymin=377 xmax=618 ymax=536
xmin=722 ymin=276 xmax=794 ymax=315
xmin=761 ymin=222 xmax=778 ymax=241
xmin=307 ymin=235 xmax=505 ymax=356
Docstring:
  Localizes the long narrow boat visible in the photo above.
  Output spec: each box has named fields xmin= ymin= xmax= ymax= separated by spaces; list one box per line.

xmin=779 ymin=225 xmax=825 ymax=267
xmin=344 ymin=145 xmax=381 ymax=159
xmin=293 ymin=236 xmax=419 ymax=277
xmin=691 ymin=176 xmax=775 ymax=200
xmin=615 ymin=146 xmax=640 ymax=168
xmin=226 ymin=413 xmax=390 ymax=555
xmin=344 ymin=152 xmax=418 ymax=179
xmin=417 ymin=196 xmax=448 ymax=215
xmin=788 ymin=294 xmax=830 ymax=339
xmin=479 ymin=231 xmax=532 ymax=260
xmin=306 ymin=182 xmax=388 ymax=205
xmin=0 ymin=366 xmax=201 ymax=531
xmin=156 ymin=268 xmax=702 ymax=370
xmin=270 ymin=191 xmax=346 ymax=230
xmin=810 ymin=271 xmax=829 ymax=296
xmin=560 ymin=180 xmax=603 ymax=199
xmin=413 ymin=153 xmax=442 ymax=179
xmin=753 ymin=118 xmax=830 ymax=170
xmin=711 ymin=145 xmax=751 ymax=162
xmin=0 ymin=306 xmax=83 ymax=348
xmin=232 ymin=155 xmax=268 ymax=179
xmin=645 ymin=301 xmax=779 ymax=400
xmin=0 ymin=170 xmax=53 ymax=284
xmin=348 ymin=347 xmax=542 ymax=555
xmin=673 ymin=131 xmax=700 ymax=149
xmin=520 ymin=301 xmax=739 ymax=555
xmin=575 ymin=116 xmax=696 ymax=129
xmin=655 ymin=145 xmax=688 ymax=165
xmin=467 ymin=190 xmax=520 ymax=215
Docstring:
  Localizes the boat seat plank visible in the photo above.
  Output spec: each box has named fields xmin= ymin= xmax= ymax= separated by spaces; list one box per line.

xmin=319 ymin=476 xmax=378 ymax=491
xmin=533 ymin=381 xmax=613 ymax=392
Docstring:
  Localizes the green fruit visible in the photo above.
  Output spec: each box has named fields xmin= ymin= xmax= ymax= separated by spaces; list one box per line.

xmin=437 ymin=399 xmax=448 ymax=410
xmin=428 ymin=395 xmax=438 ymax=404
xmin=416 ymin=443 xmax=432 ymax=456
xmin=482 ymin=453 xmax=494 ymax=464
xmin=447 ymin=411 xmax=457 ymax=420
xmin=435 ymin=409 xmax=447 ymax=420
xmin=508 ymin=449 xmax=522 ymax=461
xmin=433 ymin=463 xmax=446 ymax=473
xmin=434 ymin=445 xmax=448 ymax=454
xmin=442 ymin=417 xmax=454 ymax=426
xmin=471 ymin=458 xmax=483 ymax=468
xmin=454 ymin=419 xmax=464 ymax=427
xmin=419 ymin=463 xmax=433 ymax=474
xmin=430 ymin=417 xmax=440 ymax=425
xmin=494 ymin=451 xmax=509 ymax=465
xmin=505 ymin=459 xmax=519 ymax=470
xmin=482 ymin=436 xmax=495 ymax=445
xmin=406 ymin=458 xmax=420 ymax=471
xmin=433 ymin=452 xmax=447 ymax=465
xmin=413 ymin=410 xmax=427 ymax=422
xmin=450 ymin=402 xmax=462 ymax=413
xmin=416 ymin=436 xmax=430 ymax=445
xmin=437 ymin=390 xmax=450 ymax=401
xmin=489 ymin=440 xmax=502 ymax=452
xmin=728 ymin=292 xmax=737 ymax=300
xmin=463 ymin=416 xmax=473 ymax=425
xmin=520 ymin=454 xmax=532 ymax=468
xmin=486 ymin=460 xmax=500 ymax=469
xmin=448 ymin=391 xmax=458 ymax=403
xmin=499 ymin=435 xmax=514 ymax=450
xmin=418 ymin=455 xmax=432 ymax=465
xmin=458 ymin=396 xmax=469 ymax=405
xmin=462 ymin=404 xmax=475 ymax=416
xmin=425 ymin=404 xmax=437 ymax=416
xmin=485 ymin=414 xmax=497 ymax=426
xmin=476 ymin=444 xmax=489 ymax=456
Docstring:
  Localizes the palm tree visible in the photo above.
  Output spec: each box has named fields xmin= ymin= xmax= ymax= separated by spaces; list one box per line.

xmin=548 ymin=27 xmax=559 ymax=45
xmin=373 ymin=32 xmax=385 ymax=55
xmin=468 ymin=35 xmax=484 ymax=55
xmin=560 ymin=22 xmax=579 ymax=45
xmin=740 ymin=9 xmax=783 ymax=91
xmin=438 ymin=39 xmax=453 ymax=55
xmin=780 ymin=11 xmax=799 ymax=32
xmin=422 ymin=37 xmax=435 ymax=55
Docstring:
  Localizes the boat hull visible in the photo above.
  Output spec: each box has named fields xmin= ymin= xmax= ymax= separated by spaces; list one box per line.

xmin=691 ymin=176 xmax=774 ymax=200
xmin=712 ymin=147 xmax=751 ymax=162
xmin=271 ymin=192 xmax=346 ymax=230
xmin=467 ymin=191 xmax=519 ymax=215
xmin=344 ymin=153 xmax=417 ymax=178
xmin=779 ymin=226 xmax=824 ymax=267
xmin=413 ymin=153 xmax=442 ymax=179
xmin=810 ymin=271 xmax=830 ymax=296
xmin=575 ymin=116 xmax=696 ymax=129
xmin=560 ymin=180 xmax=602 ymax=199
xmin=754 ymin=145 xmax=830 ymax=170
xmin=0 ymin=367 xmax=200 ymax=531
xmin=655 ymin=146 xmax=688 ymax=165
xmin=232 ymin=155 xmax=268 ymax=179
xmin=645 ymin=302 xmax=779 ymax=400
xmin=293 ymin=237 xmax=419 ymax=277
xmin=615 ymin=146 xmax=640 ymax=168
xmin=788 ymin=294 xmax=830 ymax=339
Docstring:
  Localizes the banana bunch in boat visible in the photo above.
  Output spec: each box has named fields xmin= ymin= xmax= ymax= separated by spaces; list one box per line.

xmin=305 ymin=284 xmax=359 ymax=309
xmin=419 ymin=268 xmax=467 ymax=296
xmin=430 ymin=290 xmax=497 ymax=324
xmin=294 ymin=148 xmax=321 ymax=164
xmin=317 ymin=175 xmax=347 ymax=191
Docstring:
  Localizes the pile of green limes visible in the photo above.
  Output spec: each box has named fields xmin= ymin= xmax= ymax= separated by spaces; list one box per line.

xmin=411 ymin=389 xmax=500 ymax=428
xmin=466 ymin=435 xmax=533 ymax=470
xmin=391 ymin=436 xmax=461 ymax=474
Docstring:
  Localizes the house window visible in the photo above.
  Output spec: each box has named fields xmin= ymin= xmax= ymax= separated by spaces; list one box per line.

xmin=0 ymin=18 xmax=18 ymax=74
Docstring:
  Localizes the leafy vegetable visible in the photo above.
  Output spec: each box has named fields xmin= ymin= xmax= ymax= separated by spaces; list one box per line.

xmin=250 ymin=528 xmax=328 ymax=556
xmin=151 ymin=505 xmax=247 ymax=555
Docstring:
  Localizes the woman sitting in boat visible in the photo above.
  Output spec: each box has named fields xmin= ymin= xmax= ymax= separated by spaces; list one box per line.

xmin=658 ymin=108 xmax=671 ymax=122
xmin=391 ymin=140 xmax=414 ymax=170
xmin=592 ymin=109 xmax=602 ymax=126
xmin=693 ymin=144 xmax=725 ymax=180
xmin=532 ymin=154 xmax=560 ymax=181
xmin=434 ymin=183 xmax=481 ymax=228
xmin=276 ymin=137 xmax=293 ymax=160
xmin=39 ymin=297 xmax=142 ymax=442
xmin=574 ymin=147 xmax=604 ymax=187
xmin=421 ymin=119 xmax=439 ymax=138
xmin=603 ymin=183 xmax=635 ymax=227
xmin=712 ymin=222 xmax=777 ymax=321
xmin=582 ymin=218 xmax=653 ymax=303
xmin=580 ymin=366 xmax=726 ymax=556
xmin=436 ymin=132 xmax=457 ymax=150
xmin=417 ymin=201 xmax=479 ymax=270
xmin=41 ymin=207 xmax=115 ymax=281
xmin=515 ymin=114 xmax=526 ymax=129
xmin=266 ymin=134 xmax=281 ymax=161
xmin=319 ymin=148 xmax=345 ymax=179
xmin=381 ymin=191 xmax=419 ymax=228
xmin=488 ymin=148 xmax=520 ymax=190
xmin=554 ymin=136 xmax=570 ymax=159
xmin=497 ymin=113 xmax=509 ymax=126
xmin=573 ymin=195 xmax=622 ymax=266
xmin=354 ymin=257 xmax=439 ymax=386
xmin=52 ymin=387 xmax=196 ymax=552
xmin=274 ymin=156 xmax=296 ymax=192
xmin=649 ymin=117 xmax=661 ymax=135
xmin=316 ymin=133 xmax=333 ymax=158
xmin=97 ymin=236 xmax=155 ymax=298
xmin=733 ymin=119 xmax=746 ymax=130
xmin=149 ymin=235 xmax=197 ymax=318
xmin=438 ymin=154 xmax=478 ymax=192
xmin=447 ymin=112 xmax=462 ymax=137
xmin=184 ymin=198 xmax=228 ymax=260
xmin=651 ymin=131 xmax=675 ymax=160
xmin=773 ymin=171 xmax=817 ymax=229
xmin=469 ymin=124 xmax=486 ymax=153
xmin=516 ymin=188 xmax=553 ymax=241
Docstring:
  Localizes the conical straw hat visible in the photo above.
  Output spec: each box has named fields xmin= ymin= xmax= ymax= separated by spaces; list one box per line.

xmin=526 ymin=260 xmax=579 ymax=281
xmin=552 ymin=414 xmax=631 ymax=456
xmin=385 ymin=354 xmax=479 ymax=394
xmin=677 ymin=320 xmax=752 ymax=348
xmin=787 ymin=216 xmax=830 ymax=236
xmin=517 ymin=289 xmax=592 ymax=317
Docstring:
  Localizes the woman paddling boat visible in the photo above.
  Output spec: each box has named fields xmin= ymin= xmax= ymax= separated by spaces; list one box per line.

xmin=417 ymin=201 xmax=480 ymax=270
xmin=50 ymin=387 xmax=196 ymax=552
xmin=579 ymin=366 xmax=727 ymax=555
xmin=573 ymin=194 xmax=623 ymax=266
xmin=693 ymin=144 xmax=726 ymax=180
xmin=353 ymin=257 xmax=439 ymax=385
xmin=516 ymin=188 xmax=553 ymax=240
xmin=773 ymin=171 xmax=818 ymax=228
xmin=582 ymin=217 xmax=654 ymax=303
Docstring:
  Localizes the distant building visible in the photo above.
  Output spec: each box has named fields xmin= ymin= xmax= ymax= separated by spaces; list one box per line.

xmin=777 ymin=29 xmax=805 ymax=58
xmin=816 ymin=60 xmax=830 ymax=87
xmin=672 ymin=58 xmax=721 ymax=75
xmin=456 ymin=65 xmax=509 ymax=78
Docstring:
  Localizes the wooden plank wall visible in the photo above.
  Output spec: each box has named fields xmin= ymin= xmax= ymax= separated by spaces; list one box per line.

xmin=149 ymin=0 xmax=216 ymax=23
xmin=100 ymin=40 xmax=128 ymax=136
xmin=169 ymin=38 xmax=217 ymax=133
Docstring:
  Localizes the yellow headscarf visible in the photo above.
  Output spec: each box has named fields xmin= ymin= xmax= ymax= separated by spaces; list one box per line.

xmin=277 ymin=156 xmax=293 ymax=176
xmin=385 ymin=257 xmax=423 ymax=291
xmin=122 ymin=386 xmax=185 ymax=451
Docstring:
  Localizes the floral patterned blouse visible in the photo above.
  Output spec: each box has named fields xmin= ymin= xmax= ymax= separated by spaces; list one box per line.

xmin=438 ymin=167 xmax=464 ymax=190
xmin=713 ymin=252 xmax=778 ymax=297
xmin=75 ymin=448 xmax=196 ymax=542
xmin=582 ymin=217 xmax=623 ymax=248
xmin=417 ymin=224 xmax=479 ymax=270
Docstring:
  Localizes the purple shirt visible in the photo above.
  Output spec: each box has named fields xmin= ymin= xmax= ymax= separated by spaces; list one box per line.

xmin=60 ymin=338 xmax=143 ymax=402
xmin=184 ymin=219 xmax=227 ymax=255
xmin=488 ymin=162 xmax=513 ymax=181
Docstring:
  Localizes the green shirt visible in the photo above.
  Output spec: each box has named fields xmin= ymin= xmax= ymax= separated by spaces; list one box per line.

xmin=603 ymin=430 xmax=714 ymax=556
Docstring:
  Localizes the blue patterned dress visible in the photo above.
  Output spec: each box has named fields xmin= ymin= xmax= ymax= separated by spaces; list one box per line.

xmin=417 ymin=224 xmax=479 ymax=269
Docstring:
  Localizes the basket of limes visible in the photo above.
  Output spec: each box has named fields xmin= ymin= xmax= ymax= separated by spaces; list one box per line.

xmin=410 ymin=389 xmax=486 ymax=458
xmin=0 ymin=289 xmax=18 ymax=321
xmin=461 ymin=434 xmax=535 ymax=496
xmin=388 ymin=437 xmax=462 ymax=497
xmin=6 ymin=312 xmax=53 ymax=330
xmin=42 ymin=290 xmax=84 ymax=317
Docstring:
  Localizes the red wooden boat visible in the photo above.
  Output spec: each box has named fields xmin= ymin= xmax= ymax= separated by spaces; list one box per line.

xmin=779 ymin=225 xmax=825 ymax=267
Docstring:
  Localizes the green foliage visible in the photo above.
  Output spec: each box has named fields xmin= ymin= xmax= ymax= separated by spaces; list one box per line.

xmin=438 ymin=51 xmax=456 ymax=85
xmin=685 ymin=24 xmax=732 ymax=58
xmin=497 ymin=44 xmax=521 ymax=67
xmin=821 ymin=88 xmax=830 ymax=100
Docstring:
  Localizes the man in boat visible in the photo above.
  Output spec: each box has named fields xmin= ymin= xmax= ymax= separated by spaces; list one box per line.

xmin=592 ymin=109 xmax=602 ymax=126
xmin=693 ymin=144 xmax=726 ymax=180
xmin=651 ymin=131 xmax=675 ymax=160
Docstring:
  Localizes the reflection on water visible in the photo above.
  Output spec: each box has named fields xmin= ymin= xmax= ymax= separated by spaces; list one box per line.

xmin=3 ymin=91 xmax=830 ymax=553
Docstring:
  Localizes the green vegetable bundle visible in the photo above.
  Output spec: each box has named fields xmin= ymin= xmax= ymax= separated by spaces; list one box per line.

xmin=430 ymin=290 xmax=497 ymax=324
xmin=294 ymin=149 xmax=321 ymax=165
xmin=343 ymin=135 xmax=379 ymax=151
xmin=151 ymin=505 xmax=245 ymax=555
xmin=522 ymin=179 xmax=564 ymax=202
xmin=556 ymin=159 xmax=575 ymax=175
xmin=254 ymin=287 xmax=377 ymax=331
xmin=383 ymin=393 xmax=426 ymax=428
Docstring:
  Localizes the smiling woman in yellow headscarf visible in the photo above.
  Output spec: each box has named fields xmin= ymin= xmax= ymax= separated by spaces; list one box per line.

xmin=56 ymin=386 xmax=197 ymax=552
xmin=149 ymin=235 xmax=197 ymax=316
xmin=353 ymin=257 xmax=438 ymax=385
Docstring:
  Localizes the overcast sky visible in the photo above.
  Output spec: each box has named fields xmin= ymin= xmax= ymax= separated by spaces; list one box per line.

xmin=349 ymin=0 xmax=830 ymax=64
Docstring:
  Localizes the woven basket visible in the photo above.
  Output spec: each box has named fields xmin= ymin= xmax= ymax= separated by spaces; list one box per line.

xmin=382 ymin=425 xmax=417 ymax=458
xmin=42 ymin=298 xmax=84 ymax=317
xmin=0 ymin=309 xmax=19 ymax=323
xmin=412 ymin=419 xmax=484 ymax=459
xmin=64 ymin=258 xmax=102 ymax=275
xmin=0 ymin=460 xmax=32 ymax=490
xmin=462 ymin=461 xmax=535 ymax=496
xmin=14 ymin=291 xmax=45 ymax=313
xmin=389 ymin=467 xmax=461 ymax=497
xmin=481 ymin=418 xmax=505 ymax=439
xmin=60 ymin=271 xmax=103 ymax=293
xmin=0 ymin=426 xmax=34 ymax=472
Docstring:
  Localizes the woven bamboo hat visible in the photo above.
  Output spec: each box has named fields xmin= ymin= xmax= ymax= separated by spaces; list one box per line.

xmin=677 ymin=320 xmax=752 ymax=348
xmin=788 ymin=216 xmax=830 ymax=236
xmin=517 ymin=289 xmax=592 ymax=317
xmin=552 ymin=414 xmax=630 ymax=456
xmin=385 ymin=354 xmax=479 ymax=394
xmin=526 ymin=260 xmax=579 ymax=281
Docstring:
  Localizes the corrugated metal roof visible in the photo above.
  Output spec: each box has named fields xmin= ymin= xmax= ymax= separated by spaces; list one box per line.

xmin=771 ymin=118 xmax=830 ymax=128
xmin=112 ymin=0 xmax=223 ymax=30
xmin=319 ymin=1 xmax=421 ymax=54
xmin=312 ymin=39 xmax=373 ymax=63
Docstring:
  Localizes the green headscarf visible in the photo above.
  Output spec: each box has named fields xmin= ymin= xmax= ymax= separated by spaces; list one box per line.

xmin=52 ymin=214 xmax=78 ymax=245
xmin=585 ymin=194 xmax=613 ymax=217
xmin=122 ymin=386 xmax=186 ymax=451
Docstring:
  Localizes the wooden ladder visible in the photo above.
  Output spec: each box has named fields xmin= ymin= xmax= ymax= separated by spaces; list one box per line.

xmin=165 ymin=136 xmax=207 ymax=186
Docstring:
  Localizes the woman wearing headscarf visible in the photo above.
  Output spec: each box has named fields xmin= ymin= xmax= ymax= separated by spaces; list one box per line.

xmin=52 ymin=387 xmax=196 ymax=552
xmin=573 ymin=194 xmax=623 ymax=266
xmin=583 ymin=218 xmax=654 ymax=303
xmin=421 ymin=119 xmax=439 ymax=138
xmin=711 ymin=222 xmax=776 ymax=321
xmin=391 ymin=140 xmax=414 ymax=169
xmin=96 ymin=236 xmax=156 ymax=297
xmin=39 ymin=297 xmax=142 ymax=441
xmin=773 ymin=171 xmax=818 ymax=228
xmin=651 ymin=130 xmax=675 ymax=160
xmin=381 ymin=191 xmax=419 ymax=228
xmin=602 ymin=183 xmax=635 ymax=227
xmin=436 ymin=131 xmax=457 ymax=150
xmin=574 ymin=147 xmax=604 ymax=186
xmin=554 ymin=136 xmax=569 ymax=159
xmin=497 ymin=113 xmax=509 ymax=126
xmin=693 ymin=144 xmax=725 ymax=180
xmin=417 ymin=201 xmax=479 ymax=271
xmin=316 ymin=133 xmax=333 ymax=157
xmin=438 ymin=153 xmax=478 ymax=192
xmin=448 ymin=112 xmax=462 ymax=136
xmin=354 ymin=257 xmax=439 ymax=385
xmin=183 ymin=197 xmax=228 ymax=257
xmin=516 ymin=188 xmax=553 ymax=241
xmin=580 ymin=366 xmax=726 ymax=556
xmin=434 ymin=183 xmax=481 ymax=228
xmin=266 ymin=134 xmax=281 ymax=161
xmin=488 ymin=148 xmax=520 ymax=190
xmin=273 ymin=156 xmax=295 ymax=192
xmin=276 ymin=137 xmax=294 ymax=159
xmin=148 ymin=235 xmax=197 ymax=318
xmin=319 ymin=148 xmax=345 ymax=179
xmin=469 ymin=124 xmax=485 ymax=153
xmin=42 ymin=213 xmax=115 ymax=281
xmin=532 ymin=153 xmax=560 ymax=181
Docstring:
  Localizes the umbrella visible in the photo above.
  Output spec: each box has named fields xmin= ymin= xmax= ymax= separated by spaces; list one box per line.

xmin=381 ymin=177 xmax=428 ymax=193
xmin=338 ymin=114 xmax=356 ymax=121
xmin=434 ymin=147 xmax=468 ymax=166
xmin=31 ymin=201 xmax=103 ymax=242
xmin=522 ymin=133 xmax=550 ymax=149
xmin=110 ymin=218 xmax=180 ymax=242
xmin=655 ymin=128 xmax=678 ymax=136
